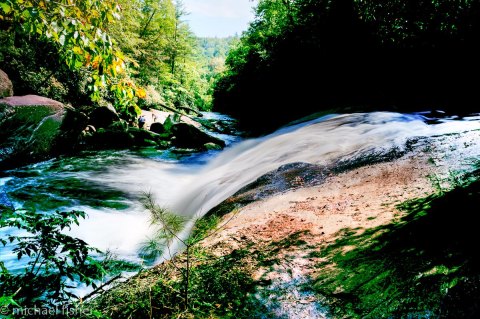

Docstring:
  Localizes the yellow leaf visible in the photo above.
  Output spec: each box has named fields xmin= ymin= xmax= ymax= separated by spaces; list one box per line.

xmin=135 ymin=87 xmax=147 ymax=99
xmin=72 ymin=46 xmax=83 ymax=55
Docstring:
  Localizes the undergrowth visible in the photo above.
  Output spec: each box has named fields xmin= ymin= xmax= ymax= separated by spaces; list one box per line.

xmin=77 ymin=215 xmax=272 ymax=319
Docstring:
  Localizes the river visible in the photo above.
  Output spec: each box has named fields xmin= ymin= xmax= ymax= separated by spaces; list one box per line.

xmin=1 ymin=111 xmax=480 ymax=292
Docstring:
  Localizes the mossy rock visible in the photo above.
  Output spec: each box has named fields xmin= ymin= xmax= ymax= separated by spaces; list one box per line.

xmin=0 ymin=95 xmax=86 ymax=169
xmin=203 ymin=142 xmax=223 ymax=151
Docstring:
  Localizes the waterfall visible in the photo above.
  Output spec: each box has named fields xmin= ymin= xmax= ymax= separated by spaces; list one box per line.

xmin=2 ymin=112 xmax=480 ymax=268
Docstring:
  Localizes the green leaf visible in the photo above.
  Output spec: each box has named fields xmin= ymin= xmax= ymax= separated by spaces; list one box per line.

xmin=0 ymin=2 xmax=12 ymax=14
xmin=74 ymin=60 xmax=83 ymax=69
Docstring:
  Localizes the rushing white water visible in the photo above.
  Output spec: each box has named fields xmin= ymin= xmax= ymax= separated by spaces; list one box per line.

xmin=171 ymin=112 xmax=480 ymax=219
xmin=2 ymin=112 xmax=480 ymax=273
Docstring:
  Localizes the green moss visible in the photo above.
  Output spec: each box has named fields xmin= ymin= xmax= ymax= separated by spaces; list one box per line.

xmin=11 ymin=105 xmax=57 ymax=124
xmin=31 ymin=117 xmax=62 ymax=153
xmin=190 ymin=213 xmax=221 ymax=240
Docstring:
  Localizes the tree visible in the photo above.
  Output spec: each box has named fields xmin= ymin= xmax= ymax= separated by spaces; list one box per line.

xmin=107 ymin=0 xmax=213 ymax=111
xmin=213 ymin=0 xmax=480 ymax=133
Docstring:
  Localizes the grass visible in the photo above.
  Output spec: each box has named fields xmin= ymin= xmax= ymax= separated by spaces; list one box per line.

xmin=310 ymin=171 xmax=480 ymax=318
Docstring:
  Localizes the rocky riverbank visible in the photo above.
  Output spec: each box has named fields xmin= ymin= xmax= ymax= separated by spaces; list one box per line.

xmin=83 ymin=122 xmax=480 ymax=318
xmin=0 ymin=69 xmax=230 ymax=170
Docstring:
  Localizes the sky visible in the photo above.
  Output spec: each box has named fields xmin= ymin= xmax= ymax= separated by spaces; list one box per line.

xmin=182 ymin=0 xmax=257 ymax=37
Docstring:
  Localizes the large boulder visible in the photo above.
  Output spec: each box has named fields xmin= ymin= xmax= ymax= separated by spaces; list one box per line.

xmin=88 ymin=104 xmax=119 ymax=129
xmin=140 ymin=109 xmax=171 ymax=130
xmin=0 ymin=69 xmax=13 ymax=98
xmin=150 ymin=122 xmax=168 ymax=134
xmin=171 ymin=122 xmax=226 ymax=149
xmin=150 ymin=110 xmax=170 ymax=124
xmin=180 ymin=115 xmax=202 ymax=129
xmin=0 ymin=95 xmax=87 ymax=169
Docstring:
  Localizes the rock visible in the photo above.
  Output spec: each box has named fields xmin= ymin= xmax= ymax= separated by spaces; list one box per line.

xmin=86 ymin=127 xmax=133 ymax=149
xmin=0 ymin=69 xmax=13 ymax=98
xmin=140 ymin=110 xmax=172 ymax=129
xmin=194 ymin=115 xmax=239 ymax=135
xmin=150 ymin=122 xmax=167 ymax=134
xmin=139 ymin=110 xmax=200 ymax=132
xmin=171 ymin=122 xmax=226 ymax=149
xmin=128 ymin=127 xmax=169 ymax=148
xmin=180 ymin=115 xmax=202 ymax=129
xmin=88 ymin=104 xmax=119 ymax=129
xmin=204 ymin=142 xmax=223 ymax=151
xmin=0 ymin=95 xmax=87 ymax=169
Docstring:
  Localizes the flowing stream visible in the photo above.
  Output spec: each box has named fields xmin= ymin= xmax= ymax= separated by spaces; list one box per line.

xmin=1 ymin=111 xmax=480 ymax=290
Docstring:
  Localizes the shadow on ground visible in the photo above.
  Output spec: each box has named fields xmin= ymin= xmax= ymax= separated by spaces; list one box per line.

xmin=313 ymin=171 xmax=480 ymax=318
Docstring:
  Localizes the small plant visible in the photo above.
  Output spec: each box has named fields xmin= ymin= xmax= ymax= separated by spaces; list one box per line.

xmin=140 ymin=193 xmax=195 ymax=310
xmin=139 ymin=192 xmax=240 ymax=312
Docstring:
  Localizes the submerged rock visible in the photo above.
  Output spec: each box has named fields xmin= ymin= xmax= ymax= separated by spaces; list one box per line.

xmin=129 ymin=127 xmax=169 ymax=148
xmin=0 ymin=69 xmax=13 ymax=98
xmin=0 ymin=95 xmax=87 ymax=169
xmin=204 ymin=142 xmax=223 ymax=151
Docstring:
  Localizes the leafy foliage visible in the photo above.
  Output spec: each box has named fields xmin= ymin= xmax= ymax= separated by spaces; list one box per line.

xmin=0 ymin=29 xmax=92 ymax=106
xmin=194 ymin=36 xmax=239 ymax=109
xmin=0 ymin=0 xmax=145 ymax=117
xmin=108 ymin=0 xmax=222 ymax=112
xmin=139 ymin=192 xmax=186 ymax=262
xmin=0 ymin=209 xmax=105 ymax=310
